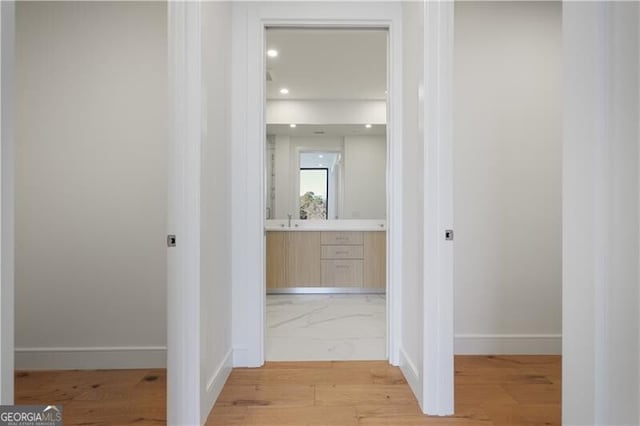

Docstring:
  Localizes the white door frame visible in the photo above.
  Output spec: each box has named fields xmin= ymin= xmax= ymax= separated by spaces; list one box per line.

xmin=422 ymin=1 xmax=454 ymax=415
xmin=230 ymin=0 xmax=404 ymax=369
xmin=167 ymin=2 xmax=202 ymax=424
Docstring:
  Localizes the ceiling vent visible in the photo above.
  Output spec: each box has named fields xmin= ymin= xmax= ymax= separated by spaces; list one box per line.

xmin=313 ymin=130 xmax=325 ymax=135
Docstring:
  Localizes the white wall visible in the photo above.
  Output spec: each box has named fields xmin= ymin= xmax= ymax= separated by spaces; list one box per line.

xmin=343 ymin=136 xmax=386 ymax=220
xmin=453 ymin=1 xmax=562 ymax=354
xmin=230 ymin=1 xmax=260 ymax=368
xmin=563 ymin=3 xmax=640 ymax=424
xmin=200 ymin=2 xmax=234 ymax=421
xmin=0 ymin=0 xmax=15 ymax=404
xmin=15 ymin=2 xmax=167 ymax=368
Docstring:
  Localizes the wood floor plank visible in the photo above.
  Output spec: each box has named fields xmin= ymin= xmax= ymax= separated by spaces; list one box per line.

xmin=227 ymin=368 xmax=329 ymax=386
xmin=315 ymin=384 xmax=418 ymax=406
xmin=204 ymin=405 xmax=249 ymax=425
xmin=483 ymin=403 xmax=561 ymax=426
xmin=528 ymin=363 xmax=562 ymax=384
xmin=246 ymin=406 xmax=359 ymax=425
xmin=454 ymin=367 xmax=552 ymax=386
xmin=500 ymin=383 xmax=561 ymax=405
xmin=61 ymin=399 xmax=166 ymax=426
xmin=216 ymin=384 xmax=316 ymax=408
xmin=454 ymin=384 xmax=520 ymax=407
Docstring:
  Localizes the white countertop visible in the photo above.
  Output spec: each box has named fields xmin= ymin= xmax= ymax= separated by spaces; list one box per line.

xmin=265 ymin=219 xmax=386 ymax=231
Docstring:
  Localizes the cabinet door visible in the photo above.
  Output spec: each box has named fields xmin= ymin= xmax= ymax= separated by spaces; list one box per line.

xmin=286 ymin=231 xmax=321 ymax=286
xmin=266 ymin=232 xmax=287 ymax=288
xmin=364 ymin=231 xmax=386 ymax=289
xmin=321 ymin=260 xmax=364 ymax=287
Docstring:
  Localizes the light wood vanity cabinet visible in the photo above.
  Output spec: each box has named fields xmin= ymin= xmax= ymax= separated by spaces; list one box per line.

xmin=286 ymin=231 xmax=321 ymax=286
xmin=266 ymin=230 xmax=385 ymax=290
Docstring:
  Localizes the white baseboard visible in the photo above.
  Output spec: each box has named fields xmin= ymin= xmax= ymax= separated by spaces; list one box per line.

xmin=398 ymin=347 xmax=421 ymax=406
xmin=201 ymin=349 xmax=233 ymax=423
xmin=15 ymin=346 xmax=167 ymax=370
xmin=454 ymin=334 xmax=562 ymax=355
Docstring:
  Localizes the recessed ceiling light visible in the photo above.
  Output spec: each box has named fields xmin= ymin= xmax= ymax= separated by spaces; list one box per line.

xmin=318 ymin=163 xmax=323 ymax=167
xmin=365 ymin=124 xmax=372 ymax=129
xmin=280 ymin=88 xmax=289 ymax=95
xmin=267 ymin=49 xmax=278 ymax=58
xmin=318 ymin=154 xmax=324 ymax=158
xmin=289 ymin=123 xmax=296 ymax=128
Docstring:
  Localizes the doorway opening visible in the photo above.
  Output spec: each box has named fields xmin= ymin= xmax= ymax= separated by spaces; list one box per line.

xmin=263 ymin=27 xmax=389 ymax=361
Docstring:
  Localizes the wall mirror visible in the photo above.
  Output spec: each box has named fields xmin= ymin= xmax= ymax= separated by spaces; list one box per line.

xmin=264 ymin=28 xmax=387 ymax=221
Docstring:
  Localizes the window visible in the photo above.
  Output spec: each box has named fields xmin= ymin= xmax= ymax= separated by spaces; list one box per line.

xmin=299 ymin=168 xmax=328 ymax=220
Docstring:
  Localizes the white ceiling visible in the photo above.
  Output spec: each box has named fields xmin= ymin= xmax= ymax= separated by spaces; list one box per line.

xmin=267 ymin=123 xmax=386 ymax=137
xmin=266 ymin=28 xmax=387 ymax=101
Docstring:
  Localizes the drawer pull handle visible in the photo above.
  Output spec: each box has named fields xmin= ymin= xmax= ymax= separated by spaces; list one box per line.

xmin=335 ymin=251 xmax=349 ymax=254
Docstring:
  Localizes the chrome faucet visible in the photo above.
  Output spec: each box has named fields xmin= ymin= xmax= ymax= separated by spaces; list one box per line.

xmin=288 ymin=214 xmax=292 ymax=228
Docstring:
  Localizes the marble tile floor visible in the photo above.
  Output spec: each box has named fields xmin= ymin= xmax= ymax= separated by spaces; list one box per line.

xmin=266 ymin=294 xmax=386 ymax=361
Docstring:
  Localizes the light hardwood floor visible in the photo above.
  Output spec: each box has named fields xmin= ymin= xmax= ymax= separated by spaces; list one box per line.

xmin=15 ymin=356 xmax=560 ymax=425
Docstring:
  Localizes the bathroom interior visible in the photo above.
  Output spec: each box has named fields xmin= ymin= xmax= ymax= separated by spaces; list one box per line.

xmin=264 ymin=28 xmax=388 ymax=361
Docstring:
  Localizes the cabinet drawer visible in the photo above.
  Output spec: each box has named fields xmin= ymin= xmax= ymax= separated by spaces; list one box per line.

xmin=321 ymin=260 xmax=363 ymax=287
xmin=321 ymin=245 xmax=364 ymax=259
xmin=321 ymin=231 xmax=363 ymax=245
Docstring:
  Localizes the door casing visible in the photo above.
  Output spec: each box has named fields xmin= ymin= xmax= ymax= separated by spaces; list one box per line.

xmin=230 ymin=2 xmax=404 ymax=369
